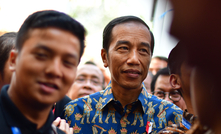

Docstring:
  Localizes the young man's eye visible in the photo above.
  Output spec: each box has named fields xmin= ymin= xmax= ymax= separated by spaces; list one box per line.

xmin=64 ymin=60 xmax=75 ymax=67
xmin=35 ymin=53 xmax=48 ymax=59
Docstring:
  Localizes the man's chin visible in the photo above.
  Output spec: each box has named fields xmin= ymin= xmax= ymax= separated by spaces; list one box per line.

xmin=121 ymin=82 xmax=143 ymax=90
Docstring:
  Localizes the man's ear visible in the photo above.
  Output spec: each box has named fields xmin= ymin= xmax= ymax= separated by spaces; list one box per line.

xmin=101 ymin=49 xmax=108 ymax=68
xmin=9 ymin=49 xmax=18 ymax=72
xmin=170 ymin=74 xmax=181 ymax=89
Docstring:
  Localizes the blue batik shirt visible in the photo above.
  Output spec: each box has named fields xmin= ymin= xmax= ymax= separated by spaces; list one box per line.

xmin=63 ymin=82 xmax=183 ymax=134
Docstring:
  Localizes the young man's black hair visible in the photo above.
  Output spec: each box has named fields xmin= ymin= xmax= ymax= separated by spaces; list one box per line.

xmin=168 ymin=41 xmax=187 ymax=75
xmin=16 ymin=10 xmax=86 ymax=59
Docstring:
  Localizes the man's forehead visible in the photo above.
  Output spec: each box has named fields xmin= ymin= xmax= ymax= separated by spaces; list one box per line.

xmin=155 ymin=75 xmax=171 ymax=87
xmin=77 ymin=64 xmax=102 ymax=76
xmin=111 ymin=22 xmax=151 ymax=46
xmin=112 ymin=21 xmax=150 ymax=35
xmin=114 ymin=21 xmax=149 ymax=29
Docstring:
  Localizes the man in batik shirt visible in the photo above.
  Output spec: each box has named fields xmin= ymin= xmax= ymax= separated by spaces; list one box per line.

xmin=62 ymin=16 xmax=183 ymax=134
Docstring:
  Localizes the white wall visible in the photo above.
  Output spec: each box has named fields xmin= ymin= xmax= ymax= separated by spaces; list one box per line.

xmin=152 ymin=0 xmax=178 ymax=58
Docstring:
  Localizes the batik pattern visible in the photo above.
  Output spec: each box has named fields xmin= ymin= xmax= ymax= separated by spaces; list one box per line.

xmin=63 ymin=82 xmax=183 ymax=134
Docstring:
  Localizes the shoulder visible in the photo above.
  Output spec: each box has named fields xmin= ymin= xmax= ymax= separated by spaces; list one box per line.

xmin=63 ymin=91 xmax=103 ymax=115
xmin=65 ymin=91 xmax=103 ymax=105
xmin=145 ymin=95 xmax=183 ymax=116
xmin=58 ymin=95 xmax=72 ymax=105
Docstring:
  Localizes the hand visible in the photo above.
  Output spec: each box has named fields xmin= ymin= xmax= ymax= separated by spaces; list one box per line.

xmin=53 ymin=117 xmax=73 ymax=134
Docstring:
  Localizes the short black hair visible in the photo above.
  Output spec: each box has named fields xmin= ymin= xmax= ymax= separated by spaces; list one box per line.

xmin=151 ymin=67 xmax=170 ymax=92
xmin=84 ymin=61 xmax=97 ymax=66
xmin=16 ymin=10 xmax=86 ymax=59
xmin=168 ymin=41 xmax=187 ymax=75
xmin=103 ymin=16 xmax=154 ymax=55
xmin=0 ymin=32 xmax=17 ymax=79
xmin=152 ymin=56 xmax=168 ymax=63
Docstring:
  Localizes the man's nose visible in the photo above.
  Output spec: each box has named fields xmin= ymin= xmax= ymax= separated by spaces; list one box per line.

xmin=45 ymin=58 xmax=62 ymax=78
xmin=127 ymin=50 xmax=140 ymax=65
xmin=164 ymin=93 xmax=173 ymax=103
xmin=83 ymin=79 xmax=93 ymax=89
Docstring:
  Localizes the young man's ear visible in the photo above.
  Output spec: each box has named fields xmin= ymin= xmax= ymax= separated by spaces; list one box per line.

xmin=9 ymin=49 xmax=18 ymax=72
xmin=101 ymin=49 xmax=108 ymax=68
xmin=170 ymin=74 xmax=181 ymax=89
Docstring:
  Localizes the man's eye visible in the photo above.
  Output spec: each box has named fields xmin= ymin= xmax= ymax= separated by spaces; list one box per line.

xmin=35 ymin=53 xmax=47 ymax=59
xmin=141 ymin=49 xmax=147 ymax=52
xmin=157 ymin=92 xmax=164 ymax=96
xmin=64 ymin=61 xmax=75 ymax=66
xmin=155 ymin=91 xmax=164 ymax=96
xmin=140 ymin=48 xmax=149 ymax=54
xmin=118 ymin=46 xmax=128 ymax=50
xmin=76 ymin=78 xmax=85 ymax=82
xmin=91 ymin=80 xmax=99 ymax=84
xmin=170 ymin=91 xmax=180 ymax=95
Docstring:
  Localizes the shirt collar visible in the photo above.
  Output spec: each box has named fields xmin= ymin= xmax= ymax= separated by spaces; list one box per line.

xmin=100 ymin=81 xmax=151 ymax=113
xmin=0 ymin=85 xmax=54 ymax=133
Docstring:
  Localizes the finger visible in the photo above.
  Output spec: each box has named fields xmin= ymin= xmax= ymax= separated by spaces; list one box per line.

xmin=59 ymin=119 xmax=67 ymax=132
xmin=65 ymin=123 xmax=70 ymax=133
xmin=69 ymin=127 xmax=73 ymax=134
xmin=53 ymin=117 xmax=61 ymax=127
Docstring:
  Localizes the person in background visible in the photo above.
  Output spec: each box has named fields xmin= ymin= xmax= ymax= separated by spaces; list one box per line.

xmin=0 ymin=32 xmax=16 ymax=90
xmin=143 ymin=71 xmax=153 ymax=93
xmin=170 ymin=0 xmax=221 ymax=133
xmin=158 ymin=41 xmax=195 ymax=133
xmin=63 ymin=15 xmax=182 ymax=134
xmin=0 ymin=10 xmax=85 ymax=134
xmin=151 ymin=67 xmax=187 ymax=111
xmin=149 ymin=56 xmax=168 ymax=75
xmin=66 ymin=61 xmax=105 ymax=100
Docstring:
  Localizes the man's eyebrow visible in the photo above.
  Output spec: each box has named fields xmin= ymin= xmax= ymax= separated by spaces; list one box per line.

xmin=141 ymin=42 xmax=150 ymax=49
xmin=156 ymin=88 xmax=165 ymax=91
xmin=78 ymin=74 xmax=100 ymax=80
xmin=65 ymin=53 xmax=79 ymax=60
xmin=35 ymin=44 xmax=78 ymax=59
xmin=91 ymin=75 xmax=100 ymax=80
xmin=35 ymin=44 xmax=53 ymax=53
xmin=116 ymin=40 xmax=130 ymax=46
xmin=77 ymin=74 xmax=86 ymax=77
xmin=116 ymin=40 xmax=151 ymax=49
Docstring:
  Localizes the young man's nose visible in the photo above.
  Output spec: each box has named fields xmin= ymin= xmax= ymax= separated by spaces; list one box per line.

xmin=45 ymin=58 xmax=63 ymax=78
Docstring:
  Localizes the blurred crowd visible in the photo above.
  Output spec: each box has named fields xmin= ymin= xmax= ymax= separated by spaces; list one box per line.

xmin=0 ymin=0 xmax=220 ymax=133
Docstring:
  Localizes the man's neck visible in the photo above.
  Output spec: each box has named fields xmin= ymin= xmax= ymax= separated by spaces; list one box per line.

xmin=111 ymin=83 xmax=142 ymax=108
xmin=7 ymin=85 xmax=52 ymax=129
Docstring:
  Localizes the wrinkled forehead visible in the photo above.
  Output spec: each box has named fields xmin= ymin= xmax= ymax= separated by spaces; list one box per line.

xmin=77 ymin=64 xmax=103 ymax=79
xmin=150 ymin=58 xmax=167 ymax=67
